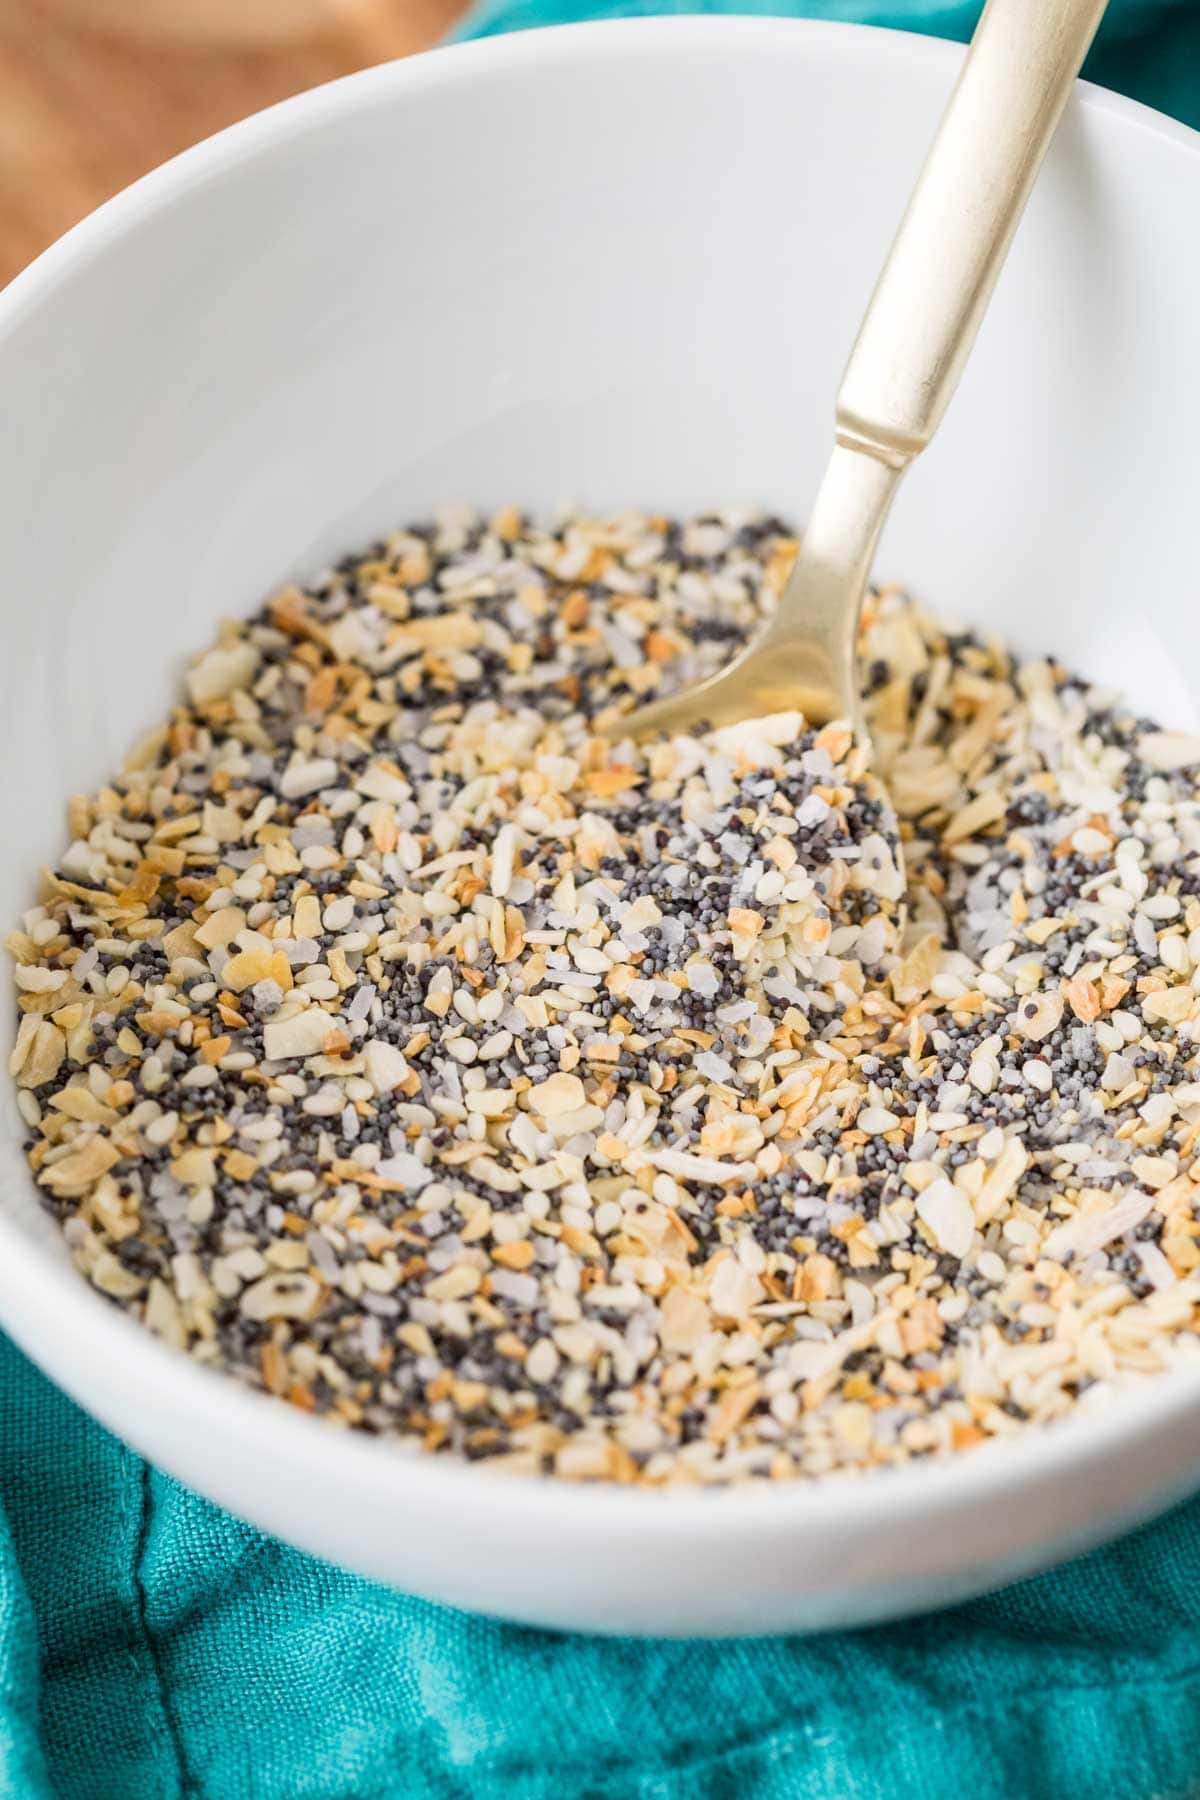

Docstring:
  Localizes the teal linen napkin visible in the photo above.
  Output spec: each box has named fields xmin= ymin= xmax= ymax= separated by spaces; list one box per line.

xmin=5 ymin=6 xmax=1200 ymax=1797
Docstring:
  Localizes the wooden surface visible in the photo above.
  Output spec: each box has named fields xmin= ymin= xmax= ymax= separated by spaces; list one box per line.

xmin=0 ymin=0 xmax=467 ymax=287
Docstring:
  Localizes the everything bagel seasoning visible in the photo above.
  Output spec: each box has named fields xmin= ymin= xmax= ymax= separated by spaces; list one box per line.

xmin=10 ymin=505 xmax=1200 ymax=1483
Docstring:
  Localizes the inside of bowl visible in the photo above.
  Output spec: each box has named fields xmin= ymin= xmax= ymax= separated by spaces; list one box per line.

xmin=3 ymin=23 xmax=1199 ymax=1253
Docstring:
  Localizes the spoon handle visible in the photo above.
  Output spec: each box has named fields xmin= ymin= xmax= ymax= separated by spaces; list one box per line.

xmin=836 ymin=0 xmax=1107 ymax=469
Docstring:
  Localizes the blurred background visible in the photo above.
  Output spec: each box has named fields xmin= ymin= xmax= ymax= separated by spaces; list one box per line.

xmin=0 ymin=0 xmax=468 ymax=285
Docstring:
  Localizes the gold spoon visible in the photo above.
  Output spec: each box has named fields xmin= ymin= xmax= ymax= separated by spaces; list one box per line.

xmin=608 ymin=0 xmax=1107 ymax=747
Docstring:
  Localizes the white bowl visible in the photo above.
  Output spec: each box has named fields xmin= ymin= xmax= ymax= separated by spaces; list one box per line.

xmin=3 ymin=17 xmax=1200 ymax=1638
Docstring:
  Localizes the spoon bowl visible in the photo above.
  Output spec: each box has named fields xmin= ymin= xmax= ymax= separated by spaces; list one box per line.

xmin=605 ymin=447 xmax=898 ymax=742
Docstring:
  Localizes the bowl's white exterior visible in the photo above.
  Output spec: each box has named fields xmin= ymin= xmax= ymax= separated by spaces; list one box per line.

xmin=2 ymin=18 xmax=1200 ymax=1637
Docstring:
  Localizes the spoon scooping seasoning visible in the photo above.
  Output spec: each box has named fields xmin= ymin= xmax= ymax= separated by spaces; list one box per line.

xmin=610 ymin=0 xmax=1108 ymax=747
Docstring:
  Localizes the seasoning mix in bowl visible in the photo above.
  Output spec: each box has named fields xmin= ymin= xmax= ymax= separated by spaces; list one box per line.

xmin=10 ymin=504 xmax=1200 ymax=1486
xmin=5 ymin=7 xmax=1200 ymax=1633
